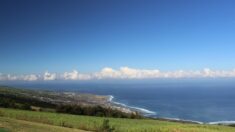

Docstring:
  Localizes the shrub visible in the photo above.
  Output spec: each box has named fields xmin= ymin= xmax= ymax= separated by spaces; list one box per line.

xmin=98 ymin=119 xmax=115 ymax=132
xmin=60 ymin=121 xmax=73 ymax=128
xmin=0 ymin=110 xmax=4 ymax=117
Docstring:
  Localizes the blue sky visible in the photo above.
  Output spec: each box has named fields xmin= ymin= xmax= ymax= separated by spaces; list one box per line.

xmin=1 ymin=0 xmax=235 ymax=75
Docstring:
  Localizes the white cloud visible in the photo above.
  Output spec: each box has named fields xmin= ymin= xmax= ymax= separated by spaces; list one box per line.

xmin=120 ymin=67 xmax=160 ymax=78
xmin=63 ymin=70 xmax=79 ymax=80
xmin=87 ymin=67 xmax=235 ymax=79
xmin=0 ymin=73 xmax=40 ymax=81
xmin=78 ymin=74 xmax=92 ymax=80
xmin=95 ymin=67 xmax=121 ymax=79
xmin=63 ymin=70 xmax=92 ymax=80
xmin=202 ymin=68 xmax=213 ymax=77
xmin=1 ymin=67 xmax=235 ymax=81
xmin=22 ymin=74 xmax=38 ymax=81
xmin=95 ymin=67 xmax=235 ymax=79
xmin=7 ymin=74 xmax=18 ymax=80
xmin=43 ymin=71 xmax=56 ymax=80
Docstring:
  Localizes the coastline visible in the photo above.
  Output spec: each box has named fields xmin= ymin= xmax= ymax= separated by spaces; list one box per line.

xmin=107 ymin=95 xmax=156 ymax=116
xmin=106 ymin=95 xmax=235 ymax=125
xmin=1 ymin=85 xmax=235 ymax=126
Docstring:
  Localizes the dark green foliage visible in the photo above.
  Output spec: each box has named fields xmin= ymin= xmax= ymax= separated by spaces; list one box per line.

xmin=229 ymin=124 xmax=235 ymax=127
xmin=0 ymin=94 xmax=55 ymax=109
xmin=56 ymin=105 xmax=141 ymax=119
xmin=98 ymin=119 xmax=115 ymax=132
xmin=21 ymin=103 xmax=31 ymax=110
xmin=0 ymin=128 xmax=9 ymax=132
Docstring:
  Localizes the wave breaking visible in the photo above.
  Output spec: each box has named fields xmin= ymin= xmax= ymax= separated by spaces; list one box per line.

xmin=108 ymin=95 xmax=156 ymax=116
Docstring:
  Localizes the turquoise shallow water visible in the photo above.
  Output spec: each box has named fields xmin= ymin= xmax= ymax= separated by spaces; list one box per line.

xmin=4 ymin=80 xmax=235 ymax=123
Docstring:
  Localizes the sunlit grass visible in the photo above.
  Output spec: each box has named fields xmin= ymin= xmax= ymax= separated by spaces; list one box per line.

xmin=0 ymin=108 xmax=235 ymax=132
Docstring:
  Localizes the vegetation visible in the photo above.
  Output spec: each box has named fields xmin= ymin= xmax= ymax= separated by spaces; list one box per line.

xmin=1 ymin=108 xmax=235 ymax=132
xmin=98 ymin=119 xmax=115 ymax=132
xmin=0 ymin=116 xmax=87 ymax=132
xmin=0 ymin=94 xmax=54 ymax=110
xmin=0 ymin=86 xmax=141 ymax=119
xmin=56 ymin=105 xmax=141 ymax=118
xmin=0 ymin=94 xmax=141 ymax=119
xmin=1 ymin=86 xmax=235 ymax=132
xmin=229 ymin=124 xmax=235 ymax=127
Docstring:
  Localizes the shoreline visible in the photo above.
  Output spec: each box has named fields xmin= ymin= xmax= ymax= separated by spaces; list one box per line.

xmin=107 ymin=95 xmax=156 ymax=115
xmin=107 ymin=95 xmax=235 ymax=125
xmin=107 ymin=95 xmax=156 ymax=116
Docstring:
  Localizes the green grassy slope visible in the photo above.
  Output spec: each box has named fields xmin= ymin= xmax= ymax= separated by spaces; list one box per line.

xmin=0 ymin=117 xmax=88 ymax=132
xmin=0 ymin=108 xmax=235 ymax=132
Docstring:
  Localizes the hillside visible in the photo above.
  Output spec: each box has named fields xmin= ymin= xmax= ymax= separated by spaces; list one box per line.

xmin=0 ymin=86 xmax=139 ymax=118
xmin=0 ymin=86 xmax=108 ymax=106
xmin=0 ymin=117 xmax=88 ymax=132
xmin=1 ymin=108 xmax=235 ymax=132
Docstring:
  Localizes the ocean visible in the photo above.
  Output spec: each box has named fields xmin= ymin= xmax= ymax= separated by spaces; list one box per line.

xmin=3 ymin=79 xmax=235 ymax=124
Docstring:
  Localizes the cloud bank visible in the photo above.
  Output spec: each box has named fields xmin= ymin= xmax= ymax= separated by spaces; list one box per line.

xmin=44 ymin=71 xmax=56 ymax=80
xmin=1 ymin=67 xmax=235 ymax=81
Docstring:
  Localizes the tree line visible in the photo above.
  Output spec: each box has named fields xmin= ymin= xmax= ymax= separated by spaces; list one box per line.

xmin=56 ymin=104 xmax=142 ymax=119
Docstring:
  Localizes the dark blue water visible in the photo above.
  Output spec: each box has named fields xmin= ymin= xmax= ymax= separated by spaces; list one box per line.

xmin=2 ymin=80 xmax=235 ymax=123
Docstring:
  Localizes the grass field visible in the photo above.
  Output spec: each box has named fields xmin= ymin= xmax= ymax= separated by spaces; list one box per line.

xmin=0 ymin=117 xmax=88 ymax=132
xmin=0 ymin=108 xmax=235 ymax=132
